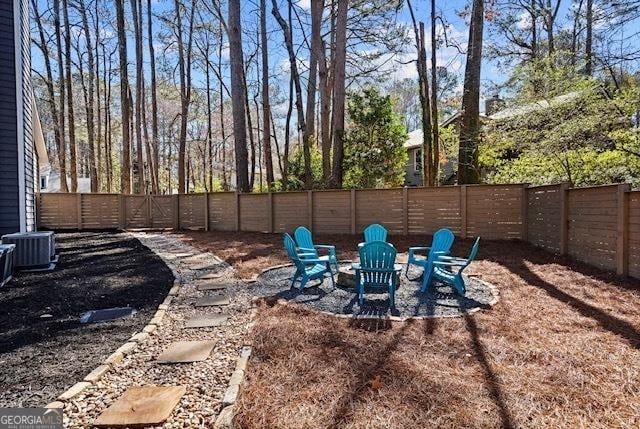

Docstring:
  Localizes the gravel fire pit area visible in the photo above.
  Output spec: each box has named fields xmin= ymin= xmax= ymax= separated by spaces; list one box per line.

xmin=250 ymin=263 xmax=499 ymax=318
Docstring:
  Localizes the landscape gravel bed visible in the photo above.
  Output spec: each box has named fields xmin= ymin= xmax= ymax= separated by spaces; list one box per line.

xmin=251 ymin=263 xmax=499 ymax=318
xmin=61 ymin=233 xmax=252 ymax=429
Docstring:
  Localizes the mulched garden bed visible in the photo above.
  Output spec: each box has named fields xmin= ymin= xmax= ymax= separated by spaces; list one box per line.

xmin=252 ymin=264 xmax=498 ymax=318
xmin=0 ymin=232 xmax=174 ymax=407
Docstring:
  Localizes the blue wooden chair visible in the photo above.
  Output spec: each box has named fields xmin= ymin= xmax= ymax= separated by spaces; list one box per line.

xmin=352 ymin=241 xmax=401 ymax=308
xmin=294 ymin=226 xmax=338 ymax=272
xmin=431 ymin=237 xmax=481 ymax=295
xmin=363 ymin=224 xmax=388 ymax=243
xmin=406 ymin=228 xmax=455 ymax=292
xmin=283 ymin=233 xmax=335 ymax=290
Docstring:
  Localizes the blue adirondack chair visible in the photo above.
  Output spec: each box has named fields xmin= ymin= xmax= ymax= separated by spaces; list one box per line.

xmin=294 ymin=226 xmax=338 ymax=272
xmin=363 ymin=224 xmax=388 ymax=243
xmin=431 ymin=237 xmax=481 ymax=295
xmin=352 ymin=241 xmax=401 ymax=308
xmin=406 ymin=228 xmax=455 ymax=292
xmin=283 ymin=233 xmax=335 ymax=290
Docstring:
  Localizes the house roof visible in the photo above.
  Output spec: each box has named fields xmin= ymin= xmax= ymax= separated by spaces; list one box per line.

xmin=488 ymin=91 xmax=583 ymax=121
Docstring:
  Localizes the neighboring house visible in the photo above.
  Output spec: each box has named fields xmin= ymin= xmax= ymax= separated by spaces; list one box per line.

xmin=0 ymin=0 xmax=39 ymax=235
xmin=404 ymin=129 xmax=457 ymax=187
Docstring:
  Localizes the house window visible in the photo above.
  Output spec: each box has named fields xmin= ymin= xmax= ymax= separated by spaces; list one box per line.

xmin=40 ymin=176 xmax=48 ymax=190
xmin=414 ymin=149 xmax=422 ymax=172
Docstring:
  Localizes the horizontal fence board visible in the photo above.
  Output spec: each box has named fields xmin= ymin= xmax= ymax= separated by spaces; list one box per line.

xmin=273 ymin=192 xmax=309 ymax=233
xmin=356 ymin=189 xmax=403 ymax=235
xmin=407 ymin=187 xmax=462 ymax=235
xmin=81 ymin=194 xmax=120 ymax=229
xmin=527 ymin=184 xmax=562 ymax=253
xmin=208 ymin=192 xmax=236 ymax=231
xmin=239 ymin=193 xmax=269 ymax=232
xmin=466 ymin=185 xmax=524 ymax=240
xmin=179 ymin=194 xmax=206 ymax=230
xmin=313 ymin=191 xmax=351 ymax=234
xmin=567 ymin=186 xmax=618 ymax=272
xmin=38 ymin=193 xmax=79 ymax=229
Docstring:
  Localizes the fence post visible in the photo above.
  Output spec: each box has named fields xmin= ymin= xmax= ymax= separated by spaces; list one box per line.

xmin=350 ymin=189 xmax=356 ymax=235
xmin=119 ymin=194 xmax=125 ymax=230
xmin=460 ymin=186 xmax=468 ymax=239
xmin=521 ymin=184 xmax=529 ymax=241
xmin=204 ymin=193 xmax=210 ymax=231
xmin=76 ymin=193 xmax=82 ymax=230
xmin=268 ymin=192 xmax=274 ymax=233
xmin=617 ymin=183 xmax=631 ymax=276
xmin=146 ymin=196 xmax=152 ymax=228
xmin=173 ymin=194 xmax=180 ymax=230
xmin=402 ymin=187 xmax=408 ymax=236
xmin=307 ymin=191 xmax=313 ymax=232
xmin=559 ymin=183 xmax=570 ymax=255
xmin=235 ymin=192 xmax=240 ymax=232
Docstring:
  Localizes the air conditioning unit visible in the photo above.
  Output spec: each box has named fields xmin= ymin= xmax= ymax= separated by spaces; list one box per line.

xmin=1 ymin=231 xmax=56 ymax=268
xmin=0 ymin=244 xmax=15 ymax=287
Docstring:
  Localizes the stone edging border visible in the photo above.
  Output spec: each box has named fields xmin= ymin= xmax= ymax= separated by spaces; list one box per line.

xmin=250 ymin=263 xmax=501 ymax=322
xmin=213 ymin=307 xmax=258 ymax=429
xmin=45 ymin=232 xmax=184 ymax=410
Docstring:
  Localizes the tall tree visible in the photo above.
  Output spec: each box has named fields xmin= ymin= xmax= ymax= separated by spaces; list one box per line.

xmin=147 ymin=0 xmax=160 ymax=193
xmin=62 ymin=0 xmax=78 ymax=192
xmin=458 ymin=0 xmax=484 ymax=184
xmin=272 ymin=0 xmax=310 ymax=189
xmin=76 ymin=0 xmax=98 ymax=192
xmin=131 ymin=0 xmax=145 ymax=193
xmin=430 ymin=0 xmax=439 ymax=185
xmin=330 ymin=0 xmax=348 ymax=189
xmin=32 ymin=0 xmax=68 ymax=193
xmin=585 ymin=0 xmax=593 ymax=75
xmin=229 ymin=0 xmax=250 ymax=192
xmin=116 ymin=0 xmax=132 ymax=193
xmin=261 ymin=0 xmax=275 ymax=189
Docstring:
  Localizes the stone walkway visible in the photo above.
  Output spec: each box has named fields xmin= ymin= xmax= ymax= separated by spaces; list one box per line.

xmin=60 ymin=232 xmax=252 ymax=428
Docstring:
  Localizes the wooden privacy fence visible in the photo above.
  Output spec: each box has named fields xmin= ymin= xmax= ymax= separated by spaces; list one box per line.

xmin=37 ymin=182 xmax=639 ymax=278
xmin=37 ymin=184 xmax=527 ymax=240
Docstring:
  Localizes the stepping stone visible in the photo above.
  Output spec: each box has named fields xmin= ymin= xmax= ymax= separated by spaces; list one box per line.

xmin=170 ymin=252 xmax=194 ymax=258
xmin=157 ymin=340 xmax=217 ymax=363
xmin=195 ymin=295 xmax=230 ymax=307
xmin=93 ymin=385 xmax=186 ymax=428
xmin=198 ymin=271 xmax=226 ymax=280
xmin=188 ymin=262 xmax=223 ymax=271
xmin=185 ymin=314 xmax=228 ymax=328
xmin=80 ymin=307 xmax=136 ymax=324
xmin=196 ymin=280 xmax=227 ymax=291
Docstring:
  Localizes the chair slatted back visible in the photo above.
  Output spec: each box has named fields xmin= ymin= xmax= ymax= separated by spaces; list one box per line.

xmin=364 ymin=224 xmax=388 ymax=243
xmin=358 ymin=241 xmax=396 ymax=287
xmin=283 ymin=233 xmax=305 ymax=271
xmin=294 ymin=226 xmax=314 ymax=251
xmin=431 ymin=228 xmax=455 ymax=257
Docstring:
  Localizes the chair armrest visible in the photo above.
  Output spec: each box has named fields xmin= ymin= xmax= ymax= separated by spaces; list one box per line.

xmin=298 ymin=252 xmax=318 ymax=258
xmin=296 ymin=246 xmax=316 ymax=253
xmin=299 ymin=258 xmax=330 ymax=265
xmin=408 ymin=246 xmax=430 ymax=251
xmin=437 ymin=255 xmax=466 ymax=262
xmin=314 ymin=244 xmax=335 ymax=251
xmin=433 ymin=260 xmax=467 ymax=267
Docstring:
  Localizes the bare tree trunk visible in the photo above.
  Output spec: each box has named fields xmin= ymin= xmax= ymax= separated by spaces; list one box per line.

xmin=175 ymin=0 xmax=196 ymax=193
xmin=77 ymin=0 xmax=98 ymax=192
xmin=243 ymin=69 xmax=256 ymax=190
xmin=305 ymin=0 xmax=324 ymax=183
xmin=94 ymin=0 xmax=103 ymax=191
xmin=261 ymin=0 xmax=274 ymax=189
xmin=283 ymin=71 xmax=293 ymax=186
xmin=458 ymin=0 xmax=483 ymax=184
xmin=229 ymin=0 xmax=250 ymax=192
xmin=272 ymin=0 xmax=310 ymax=188
xmin=585 ymin=0 xmax=593 ymax=75
xmin=62 ymin=0 xmax=78 ymax=192
xmin=116 ymin=0 xmax=132 ymax=193
xmin=130 ymin=0 xmax=145 ymax=193
xmin=218 ymin=19 xmax=229 ymax=191
xmin=52 ymin=0 xmax=69 ymax=192
xmin=330 ymin=0 xmax=348 ymax=189
xmin=33 ymin=0 xmax=67 ymax=192
xmin=430 ymin=0 xmax=439 ymax=185
xmin=319 ymin=39 xmax=331 ymax=185
xmin=147 ymin=0 xmax=160 ymax=192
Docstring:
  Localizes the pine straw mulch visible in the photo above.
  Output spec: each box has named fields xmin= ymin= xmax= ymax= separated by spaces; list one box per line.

xmin=174 ymin=231 xmax=640 ymax=428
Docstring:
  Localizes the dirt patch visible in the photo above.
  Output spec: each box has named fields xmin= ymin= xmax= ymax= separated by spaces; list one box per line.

xmin=0 ymin=232 xmax=174 ymax=407
xmin=174 ymin=231 xmax=640 ymax=428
